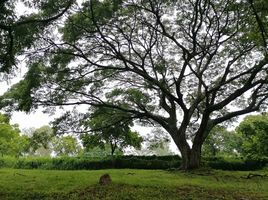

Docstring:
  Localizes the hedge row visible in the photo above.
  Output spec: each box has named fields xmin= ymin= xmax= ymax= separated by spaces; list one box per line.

xmin=204 ymin=157 xmax=268 ymax=171
xmin=0 ymin=156 xmax=267 ymax=170
xmin=0 ymin=156 xmax=181 ymax=170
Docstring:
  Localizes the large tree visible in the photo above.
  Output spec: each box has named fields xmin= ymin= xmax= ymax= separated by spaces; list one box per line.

xmin=2 ymin=0 xmax=268 ymax=169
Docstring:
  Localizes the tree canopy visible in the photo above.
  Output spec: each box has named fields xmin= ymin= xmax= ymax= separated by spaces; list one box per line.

xmin=236 ymin=113 xmax=268 ymax=159
xmin=1 ymin=0 xmax=268 ymax=169
xmin=0 ymin=0 xmax=74 ymax=74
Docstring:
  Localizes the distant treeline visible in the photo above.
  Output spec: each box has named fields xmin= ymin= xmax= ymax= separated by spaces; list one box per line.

xmin=0 ymin=155 xmax=267 ymax=171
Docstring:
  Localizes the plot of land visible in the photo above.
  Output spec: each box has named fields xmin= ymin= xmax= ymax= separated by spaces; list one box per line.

xmin=0 ymin=168 xmax=267 ymax=200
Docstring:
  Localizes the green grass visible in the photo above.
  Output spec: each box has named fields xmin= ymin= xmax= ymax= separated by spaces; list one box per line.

xmin=0 ymin=168 xmax=267 ymax=200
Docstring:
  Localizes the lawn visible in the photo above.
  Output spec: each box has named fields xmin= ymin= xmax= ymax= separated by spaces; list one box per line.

xmin=0 ymin=168 xmax=267 ymax=200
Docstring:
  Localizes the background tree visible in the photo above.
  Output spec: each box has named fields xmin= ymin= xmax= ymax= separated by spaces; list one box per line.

xmin=28 ymin=125 xmax=54 ymax=156
xmin=1 ymin=0 xmax=268 ymax=169
xmin=139 ymin=128 xmax=174 ymax=156
xmin=52 ymin=135 xmax=81 ymax=156
xmin=81 ymin=107 xmax=143 ymax=156
xmin=202 ymin=126 xmax=243 ymax=157
xmin=236 ymin=113 xmax=268 ymax=159
xmin=82 ymin=145 xmax=123 ymax=157
xmin=0 ymin=113 xmax=30 ymax=156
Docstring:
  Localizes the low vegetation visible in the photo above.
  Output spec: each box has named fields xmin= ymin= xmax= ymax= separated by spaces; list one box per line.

xmin=0 ymin=168 xmax=267 ymax=200
xmin=1 ymin=156 xmax=267 ymax=171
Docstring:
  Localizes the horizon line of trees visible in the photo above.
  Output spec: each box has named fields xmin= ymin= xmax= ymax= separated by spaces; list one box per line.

xmin=1 ymin=112 xmax=267 ymax=159
xmin=0 ymin=112 xmax=174 ymax=157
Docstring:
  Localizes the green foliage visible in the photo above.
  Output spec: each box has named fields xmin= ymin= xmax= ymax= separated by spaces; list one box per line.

xmin=0 ymin=1 xmax=17 ymax=72
xmin=0 ymin=155 xmax=181 ymax=170
xmin=62 ymin=0 xmax=123 ymax=42
xmin=19 ymin=125 xmax=83 ymax=158
xmin=52 ymin=135 xmax=81 ymax=156
xmin=204 ymin=156 xmax=268 ymax=171
xmin=0 ymin=156 xmax=17 ymax=168
xmin=0 ymin=155 xmax=266 ymax=171
xmin=202 ymin=126 xmax=243 ymax=157
xmin=82 ymin=107 xmax=143 ymax=155
xmin=236 ymin=113 xmax=268 ymax=159
xmin=0 ymin=0 xmax=73 ymax=73
xmin=28 ymin=125 xmax=54 ymax=156
xmin=0 ymin=113 xmax=30 ymax=157
xmin=82 ymin=145 xmax=123 ymax=157
xmin=106 ymin=88 xmax=153 ymax=110
xmin=0 ymin=62 xmax=43 ymax=112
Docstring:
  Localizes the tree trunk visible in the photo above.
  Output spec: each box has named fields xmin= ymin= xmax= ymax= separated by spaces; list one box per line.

xmin=111 ymin=146 xmax=115 ymax=156
xmin=110 ymin=142 xmax=116 ymax=156
xmin=173 ymin=134 xmax=202 ymax=170
xmin=169 ymin=126 xmax=205 ymax=170
xmin=180 ymin=146 xmax=201 ymax=170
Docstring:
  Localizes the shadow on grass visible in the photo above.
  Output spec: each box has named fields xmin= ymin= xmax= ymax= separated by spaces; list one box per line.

xmin=53 ymin=183 xmax=264 ymax=200
xmin=0 ymin=183 xmax=264 ymax=200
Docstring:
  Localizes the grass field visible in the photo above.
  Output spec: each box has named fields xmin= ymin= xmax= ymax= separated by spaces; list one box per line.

xmin=0 ymin=168 xmax=267 ymax=200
